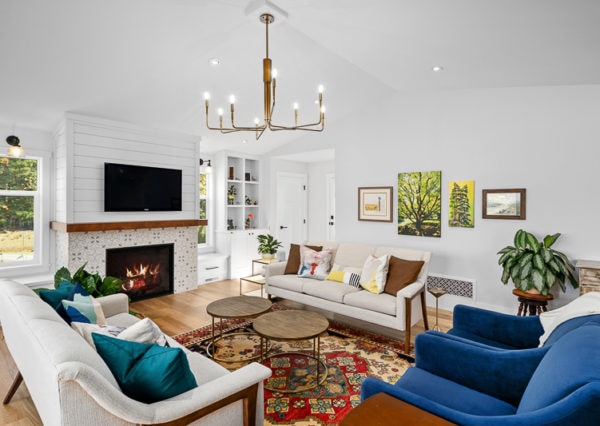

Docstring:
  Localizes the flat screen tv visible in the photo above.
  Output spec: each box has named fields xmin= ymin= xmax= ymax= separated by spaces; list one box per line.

xmin=104 ymin=163 xmax=182 ymax=212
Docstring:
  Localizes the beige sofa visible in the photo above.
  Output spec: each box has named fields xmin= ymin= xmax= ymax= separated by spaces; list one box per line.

xmin=264 ymin=241 xmax=431 ymax=350
xmin=0 ymin=279 xmax=271 ymax=426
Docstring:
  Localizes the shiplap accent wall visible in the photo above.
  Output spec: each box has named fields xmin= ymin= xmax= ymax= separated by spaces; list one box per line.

xmin=52 ymin=114 xmax=200 ymax=288
xmin=55 ymin=113 xmax=200 ymax=223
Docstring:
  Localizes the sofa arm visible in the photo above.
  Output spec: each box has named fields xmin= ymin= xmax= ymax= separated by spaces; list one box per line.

xmin=450 ymin=304 xmax=544 ymax=349
xmin=414 ymin=332 xmax=548 ymax=406
xmin=96 ymin=293 xmax=129 ymax=318
xmin=59 ymin=361 xmax=272 ymax=424
xmin=264 ymin=261 xmax=286 ymax=278
xmin=396 ymin=279 xmax=425 ymax=299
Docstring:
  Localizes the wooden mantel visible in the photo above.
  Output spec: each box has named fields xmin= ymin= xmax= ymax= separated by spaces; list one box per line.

xmin=50 ymin=219 xmax=207 ymax=233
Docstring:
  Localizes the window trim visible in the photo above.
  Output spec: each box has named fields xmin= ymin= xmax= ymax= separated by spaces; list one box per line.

xmin=0 ymin=151 xmax=52 ymax=278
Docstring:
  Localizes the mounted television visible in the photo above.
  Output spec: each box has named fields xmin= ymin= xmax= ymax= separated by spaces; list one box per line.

xmin=104 ymin=163 xmax=182 ymax=212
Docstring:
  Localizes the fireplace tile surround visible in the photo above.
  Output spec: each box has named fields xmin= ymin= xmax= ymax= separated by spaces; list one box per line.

xmin=53 ymin=224 xmax=198 ymax=294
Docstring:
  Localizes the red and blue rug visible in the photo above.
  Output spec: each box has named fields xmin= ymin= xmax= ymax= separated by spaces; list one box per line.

xmin=174 ymin=308 xmax=413 ymax=425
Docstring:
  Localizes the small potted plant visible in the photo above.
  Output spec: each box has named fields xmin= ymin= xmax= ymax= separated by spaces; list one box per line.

xmin=497 ymin=229 xmax=578 ymax=296
xmin=228 ymin=185 xmax=237 ymax=205
xmin=257 ymin=234 xmax=282 ymax=261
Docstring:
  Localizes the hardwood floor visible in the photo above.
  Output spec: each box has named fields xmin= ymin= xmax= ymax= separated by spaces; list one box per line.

xmin=0 ymin=279 xmax=452 ymax=425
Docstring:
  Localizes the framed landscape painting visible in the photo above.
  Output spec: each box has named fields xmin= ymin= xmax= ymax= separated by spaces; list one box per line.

xmin=482 ymin=188 xmax=526 ymax=220
xmin=398 ymin=170 xmax=441 ymax=237
xmin=449 ymin=180 xmax=475 ymax=228
xmin=358 ymin=186 xmax=393 ymax=222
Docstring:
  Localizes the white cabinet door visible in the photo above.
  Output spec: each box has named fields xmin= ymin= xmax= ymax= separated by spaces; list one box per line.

xmin=222 ymin=229 xmax=266 ymax=279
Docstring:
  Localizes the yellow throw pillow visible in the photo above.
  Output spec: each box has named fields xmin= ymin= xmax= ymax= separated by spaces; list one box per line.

xmin=326 ymin=270 xmax=361 ymax=288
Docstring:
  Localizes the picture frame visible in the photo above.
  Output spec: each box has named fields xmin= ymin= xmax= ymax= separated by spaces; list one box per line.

xmin=482 ymin=188 xmax=526 ymax=220
xmin=358 ymin=186 xmax=393 ymax=222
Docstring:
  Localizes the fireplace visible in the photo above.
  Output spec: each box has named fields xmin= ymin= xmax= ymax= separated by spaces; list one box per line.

xmin=106 ymin=243 xmax=174 ymax=301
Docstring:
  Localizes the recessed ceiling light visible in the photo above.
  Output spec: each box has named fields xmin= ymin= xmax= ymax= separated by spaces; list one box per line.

xmin=432 ymin=66 xmax=444 ymax=73
xmin=209 ymin=58 xmax=220 ymax=66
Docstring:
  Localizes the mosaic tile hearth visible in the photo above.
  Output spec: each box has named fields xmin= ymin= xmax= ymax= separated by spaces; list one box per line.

xmin=55 ymin=227 xmax=198 ymax=293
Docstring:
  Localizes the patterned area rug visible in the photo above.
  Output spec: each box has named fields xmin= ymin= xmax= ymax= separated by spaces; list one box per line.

xmin=173 ymin=308 xmax=413 ymax=425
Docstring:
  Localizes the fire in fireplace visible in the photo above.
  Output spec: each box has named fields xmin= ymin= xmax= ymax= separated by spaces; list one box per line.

xmin=106 ymin=244 xmax=174 ymax=301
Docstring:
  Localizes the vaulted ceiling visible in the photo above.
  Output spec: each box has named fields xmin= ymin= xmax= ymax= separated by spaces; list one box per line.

xmin=1 ymin=0 xmax=599 ymax=154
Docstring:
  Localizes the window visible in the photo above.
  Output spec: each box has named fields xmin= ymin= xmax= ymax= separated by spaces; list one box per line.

xmin=198 ymin=171 xmax=208 ymax=244
xmin=0 ymin=156 xmax=40 ymax=267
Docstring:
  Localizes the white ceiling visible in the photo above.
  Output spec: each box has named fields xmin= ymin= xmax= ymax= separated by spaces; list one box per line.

xmin=1 ymin=0 xmax=599 ymax=157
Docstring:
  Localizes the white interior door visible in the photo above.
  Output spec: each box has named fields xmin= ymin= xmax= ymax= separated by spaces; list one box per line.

xmin=326 ymin=173 xmax=336 ymax=241
xmin=276 ymin=173 xmax=308 ymax=255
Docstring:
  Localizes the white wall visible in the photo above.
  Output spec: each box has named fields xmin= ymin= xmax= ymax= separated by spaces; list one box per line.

xmin=55 ymin=114 xmax=200 ymax=223
xmin=312 ymin=85 xmax=600 ymax=312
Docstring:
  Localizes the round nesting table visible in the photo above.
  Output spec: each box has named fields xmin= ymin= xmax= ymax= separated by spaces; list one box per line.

xmin=206 ymin=296 xmax=272 ymax=362
xmin=253 ymin=309 xmax=329 ymax=393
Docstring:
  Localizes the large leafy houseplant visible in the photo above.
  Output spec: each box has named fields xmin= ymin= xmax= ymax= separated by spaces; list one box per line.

xmin=257 ymin=234 xmax=282 ymax=258
xmin=54 ymin=262 xmax=123 ymax=297
xmin=497 ymin=229 xmax=578 ymax=296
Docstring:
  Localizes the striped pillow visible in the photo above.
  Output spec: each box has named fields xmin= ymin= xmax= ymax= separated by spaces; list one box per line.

xmin=326 ymin=270 xmax=361 ymax=288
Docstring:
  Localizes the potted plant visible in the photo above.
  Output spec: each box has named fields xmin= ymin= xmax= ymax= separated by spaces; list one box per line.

xmin=497 ymin=229 xmax=578 ymax=296
xmin=257 ymin=234 xmax=282 ymax=261
xmin=53 ymin=262 xmax=123 ymax=297
xmin=228 ymin=185 xmax=237 ymax=205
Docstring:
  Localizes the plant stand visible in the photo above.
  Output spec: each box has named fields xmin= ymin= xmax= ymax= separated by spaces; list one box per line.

xmin=512 ymin=289 xmax=553 ymax=316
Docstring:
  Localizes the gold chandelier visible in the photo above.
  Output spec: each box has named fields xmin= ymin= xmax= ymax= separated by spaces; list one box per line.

xmin=203 ymin=13 xmax=325 ymax=140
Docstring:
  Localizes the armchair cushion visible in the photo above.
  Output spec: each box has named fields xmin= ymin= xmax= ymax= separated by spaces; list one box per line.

xmin=394 ymin=368 xmax=516 ymax=416
xmin=414 ymin=331 xmax=548 ymax=406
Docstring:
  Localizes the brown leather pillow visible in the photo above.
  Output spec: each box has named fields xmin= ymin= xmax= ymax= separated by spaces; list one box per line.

xmin=383 ymin=256 xmax=425 ymax=295
xmin=284 ymin=244 xmax=323 ymax=275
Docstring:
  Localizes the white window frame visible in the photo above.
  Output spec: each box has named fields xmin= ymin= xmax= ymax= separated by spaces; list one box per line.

xmin=0 ymin=151 xmax=52 ymax=277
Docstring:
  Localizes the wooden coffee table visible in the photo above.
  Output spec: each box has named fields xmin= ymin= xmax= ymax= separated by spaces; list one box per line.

xmin=253 ymin=309 xmax=329 ymax=392
xmin=341 ymin=392 xmax=456 ymax=425
xmin=206 ymin=296 xmax=272 ymax=362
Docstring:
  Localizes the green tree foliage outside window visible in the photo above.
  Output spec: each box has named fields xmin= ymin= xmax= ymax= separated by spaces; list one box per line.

xmin=0 ymin=157 xmax=38 ymax=262
xmin=198 ymin=173 xmax=207 ymax=244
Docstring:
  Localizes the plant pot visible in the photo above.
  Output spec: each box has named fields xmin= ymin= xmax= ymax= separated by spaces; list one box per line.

xmin=525 ymin=288 xmax=541 ymax=295
xmin=261 ymin=254 xmax=275 ymax=262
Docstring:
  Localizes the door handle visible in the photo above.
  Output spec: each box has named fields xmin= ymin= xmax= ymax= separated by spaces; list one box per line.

xmin=280 ymin=225 xmax=288 ymax=230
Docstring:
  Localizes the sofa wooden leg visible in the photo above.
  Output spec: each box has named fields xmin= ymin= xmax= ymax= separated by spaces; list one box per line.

xmin=404 ymin=297 xmax=412 ymax=352
xmin=3 ymin=371 xmax=23 ymax=404
xmin=420 ymin=290 xmax=429 ymax=330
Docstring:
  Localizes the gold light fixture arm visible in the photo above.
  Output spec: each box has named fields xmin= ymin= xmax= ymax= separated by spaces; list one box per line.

xmin=204 ymin=13 xmax=324 ymax=140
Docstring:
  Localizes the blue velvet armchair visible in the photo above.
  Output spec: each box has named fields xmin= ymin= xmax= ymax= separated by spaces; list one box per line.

xmin=360 ymin=323 xmax=600 ymax=425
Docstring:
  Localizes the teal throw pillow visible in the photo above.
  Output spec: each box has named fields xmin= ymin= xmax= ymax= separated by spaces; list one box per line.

xmin=38 ymin=280 xmax=76 ymax=322
xmin=62 ymin=294 xmax=98 ymax=324
xmin=92 ymin=333 xmax=198 ymax=403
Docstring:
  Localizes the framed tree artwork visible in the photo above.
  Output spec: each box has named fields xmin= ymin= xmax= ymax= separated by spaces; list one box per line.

xmin=398 ymin=171 xmax=442 ymax=237
xmin=358 ymin=186 xmax=393 ymax=222
xmin=449 ymin=180 xmax=475 ymax=228
xmin=482 ymin=188 xmax=526 ymax=220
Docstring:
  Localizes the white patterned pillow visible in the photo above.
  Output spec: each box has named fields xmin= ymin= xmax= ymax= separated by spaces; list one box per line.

xmin=360 ymin=254 xmax=390 ymax=294
xmin=298 ymin=245 xmax=333 ymax=280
